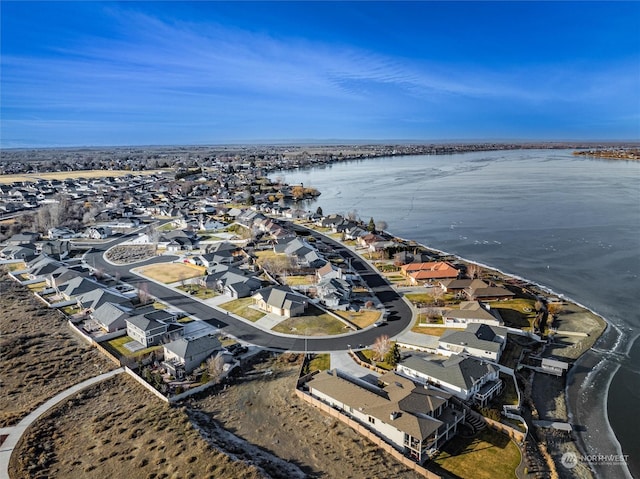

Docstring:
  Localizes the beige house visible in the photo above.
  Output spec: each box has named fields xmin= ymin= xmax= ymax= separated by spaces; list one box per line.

xmin=252 ymin=285 xmax=308 ymax=318
xmin=306 ymin=370 xmax=465 ymax=464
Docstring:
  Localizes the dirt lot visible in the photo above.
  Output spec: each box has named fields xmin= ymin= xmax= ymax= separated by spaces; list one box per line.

xmin=9 ymin=374 xmax=267 ymax=479
xmin=0 ymin=274 xmax=115 ymax=427
xmin=191 ymin=354 xmax=424 ymax=479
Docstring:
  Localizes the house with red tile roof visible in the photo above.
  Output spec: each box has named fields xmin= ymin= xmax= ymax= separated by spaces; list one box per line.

xmin=400 ymin=261 xmax=459 ymax=284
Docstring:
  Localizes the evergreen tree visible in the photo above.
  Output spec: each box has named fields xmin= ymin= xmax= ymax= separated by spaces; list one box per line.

xmin=384 ymin=343 xmax=401 ymax=367
xmin=367 ymin=217 xmax=376 ymax=232
xmin=316 ymin=206 xmax=323 ymax=216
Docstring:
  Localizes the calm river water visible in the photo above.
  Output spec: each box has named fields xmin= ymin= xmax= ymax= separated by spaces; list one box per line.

xmin=276 ymin=149 xmax=639 ymax=478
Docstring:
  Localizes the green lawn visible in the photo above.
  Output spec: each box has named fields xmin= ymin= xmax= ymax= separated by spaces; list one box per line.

xmin=404 ymin=292 xmax=434 ymax=304
xmin=359 ymin=349 xmax=395 ymax=370
xmin=272 ymin=306 xmax=350 ymax=336
xmin=488 ymin=298 xmax=537 ymax=329
xmin=107 ymin=336 xmax=161 ymax=358
xmin=498 ymin=373 xmax=520 ymax=406
xmin=219 ymin=297 xmax=266 ymax=322
xmin=432 ymin=428 xmax=520 ymax=479
xmin=306 ymin=353 xmax=330 ymax=372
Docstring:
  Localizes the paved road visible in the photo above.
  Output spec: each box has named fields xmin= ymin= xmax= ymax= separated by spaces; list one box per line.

xmin=0 ymin=368 xmax=124 ymax=479
xmin=85 ymin=223 xmax=413 ymax=352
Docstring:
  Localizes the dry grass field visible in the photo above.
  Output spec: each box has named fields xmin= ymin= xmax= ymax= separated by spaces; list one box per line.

xmin=9 ymin=374 xmax=267 ymax=479
xmin=136 ymin=263 xmax=206 ymax=284
xmin=0 ymin=274 xmax=115 ymax=427
xmin=0 ymin=169 xmax=168 ymax=184
xmin=193 ymin=355 xmax=424 ymax=479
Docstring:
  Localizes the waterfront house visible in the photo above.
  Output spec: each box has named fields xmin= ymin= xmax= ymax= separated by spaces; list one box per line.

xmin=397 ymin=355 xmax=502 ymax=407
xmin=438 ymin=324 xmax=507 ymax=361
xmin=442 ymin=300 xmax=503 ymax=328
xmin=463 ymin=281 xmax=515 ymax=301
xmin=400 ymin=262 xmax=459 ymax=284
xmin=304 ymin=369 xmax=465 ymax=464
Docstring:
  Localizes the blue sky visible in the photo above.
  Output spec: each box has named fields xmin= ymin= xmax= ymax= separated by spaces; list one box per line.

xmin=1 ymin=1 xmax=639 ymax=147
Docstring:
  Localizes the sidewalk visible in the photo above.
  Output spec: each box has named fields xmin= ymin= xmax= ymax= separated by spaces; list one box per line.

xmin=0 ymin=368 xmax=125 ymax=479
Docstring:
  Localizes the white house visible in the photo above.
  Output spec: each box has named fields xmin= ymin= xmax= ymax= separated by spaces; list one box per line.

xmin=442 ymin=301 xmax=503 ymax=328
xmin=397 ymin=355 xmax=502 ymax=407
xmin=437 ymin=324 xmax=507 ymax=362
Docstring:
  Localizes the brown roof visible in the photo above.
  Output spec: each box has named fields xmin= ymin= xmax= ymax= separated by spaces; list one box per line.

xmin=402 ymin=262 xmax=459 ymax=279
xmin=307 ymin=370 xmax=449 ymax=440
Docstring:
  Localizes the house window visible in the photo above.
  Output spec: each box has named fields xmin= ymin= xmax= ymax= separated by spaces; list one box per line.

xmin=368 ymin=416 xmax=375 ymax=425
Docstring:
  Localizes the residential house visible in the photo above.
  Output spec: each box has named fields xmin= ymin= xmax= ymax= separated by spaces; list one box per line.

xmin=463 ymin=281 xmax=515 ymax=301
xmin=393 ymin=250 xmax=433 ymax=266
xmin=397 ymin=355 xmax=502 ymax=407
xmin=442 ymin=301 xmax=503 ymax=328
xmin=0 ymin=243 xmax=37 ymax=261
xmin=274 ymin=237 xmax=324 ymax=268
xmin=315 ymin=262 xmax=345 ymax=282
xmin=47 ymin=227 xmax=76 ymax=240
xmin=91 ymin=301 xmax=133 ymax=333
xmin=438 ymin=324 xmax=507 ymax=361
xmin=356 ymin=233 xmax=386 ymax=249
xmin=305 ymin=370 xmax=465 ymax=464
xmin=316 ymin=277 xmax=352 ymax=310
xmin=438 ymin=278 xmax=484 ymax=293
xmin=400 ymin=262 xmax=459 ymax=284
xmin=125 ymin=309 xmax=182 ymax=348
xmin=252 ymin=285 xmax=308 ymax=318
xmin=6 ymin=232 xmax=40 ymax=245
xmin=40 ymin=240 xmax=71 ymax=259
xmin=202 ymin=264 xmax=263 ymax=299
xmin=163 ymin=334 xmax=222 ymax=376
xmin=316 ymin=214 xmax=344 ymax=229
xmin=76 ymin=287 xmax=132 ymax=313
xmin=57 ymin=276 xmax=103 ymax=301
xmin=85 ymin=226 xmax=112 ymax=239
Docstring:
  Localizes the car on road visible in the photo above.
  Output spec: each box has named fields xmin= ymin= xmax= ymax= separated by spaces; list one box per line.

xmin=373 ymin=320 xmax=387 ymax=327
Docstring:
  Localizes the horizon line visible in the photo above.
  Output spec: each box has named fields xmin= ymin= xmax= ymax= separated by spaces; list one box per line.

xmin=3 ymin=138 xmax=640 ymax=151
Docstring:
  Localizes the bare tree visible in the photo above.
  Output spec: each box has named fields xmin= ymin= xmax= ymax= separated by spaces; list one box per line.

xmin=372 ymin=334 xmax=392 ymax=362
xmin=206 ymin=354 xmax=226 ymax=383
xmin=430 ymin=287 xmax=445 ymax=306
xmin=376 ymin=220 xmax=388 ymax=232
xmin=347 ymin=210 xmax=359 ymax=222
xmin=467 ymin=263 xmax=482 ymax=279
xmin=137 ymin=282 xmax=152 ymax=305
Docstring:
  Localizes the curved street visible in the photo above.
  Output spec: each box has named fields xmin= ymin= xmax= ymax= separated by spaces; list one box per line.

xmin=84 ymin=223 xmax=414 ymax=352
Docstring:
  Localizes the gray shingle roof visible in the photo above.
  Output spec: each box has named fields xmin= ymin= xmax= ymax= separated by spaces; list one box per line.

xmin=400 ymin=355 xmax=498 ymax=391
xmin=164 ymin=335 xmax=221 ymax=359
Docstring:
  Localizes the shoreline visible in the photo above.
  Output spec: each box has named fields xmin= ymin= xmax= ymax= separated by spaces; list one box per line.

xmin=322 ymin=223 xmax=618 ymax=477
